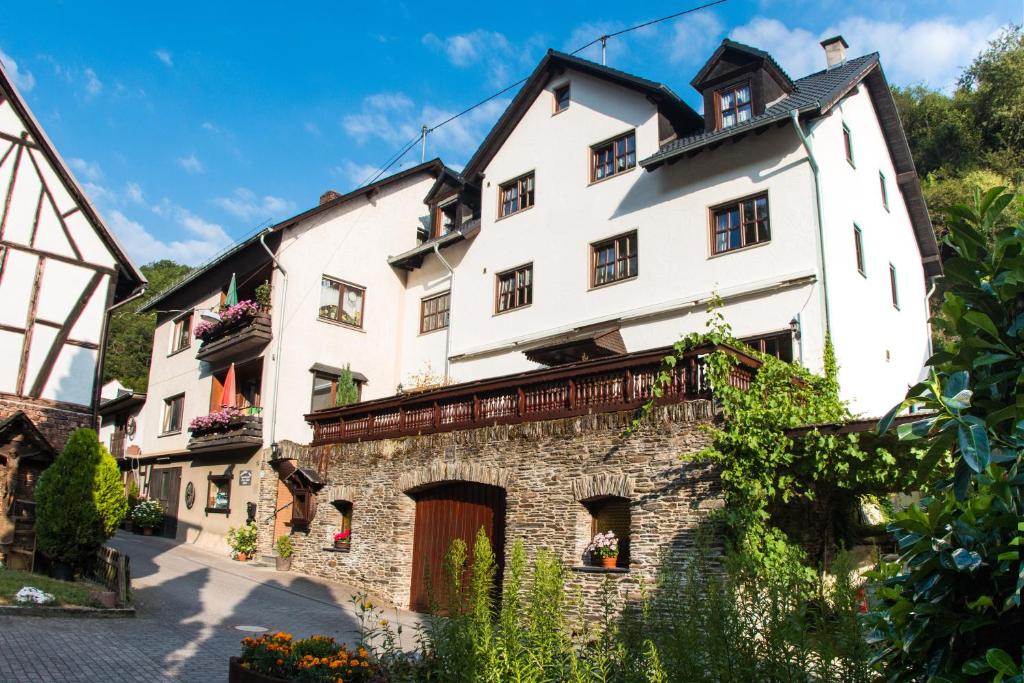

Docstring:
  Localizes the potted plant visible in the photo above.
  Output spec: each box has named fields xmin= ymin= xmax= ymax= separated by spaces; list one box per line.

xmin=333 ymin=529 xmax=351 ymax=550
xmin=228 ymin=522 xmax=258 ymax=562
xmin=587 ymin=530 xmax=620 ymax=568
xmin=274 ymin=535 xmax=293 ymax=571
xmin=131 ymin=499 xmax=164 ymax=536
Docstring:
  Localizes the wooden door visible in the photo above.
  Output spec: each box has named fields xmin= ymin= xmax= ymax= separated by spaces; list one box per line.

xmin=409 ymin=481 xmax=506 ymax=613
xmin=149 ymin=467 xmax=182 ymax=539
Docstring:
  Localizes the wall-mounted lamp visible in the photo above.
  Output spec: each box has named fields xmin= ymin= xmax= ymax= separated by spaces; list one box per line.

xmin=396 ymin=383 xmax=404 ymax=395
xmin=789 ymin=316 xmax=802 ymax=340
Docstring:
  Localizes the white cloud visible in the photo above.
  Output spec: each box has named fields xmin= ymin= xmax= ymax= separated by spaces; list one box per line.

xmin=107 ymin=207 xmax=233 ymax=266
xmin=154 ymin=49 xmax=173 ymax=67
xmin=68 ymin=157 xmax=102 ymax=182
xmin=0 ymin=48 xmax=35 ymax=92
xmin=670 ymin=12 xmax=725 ymax=63
xmin=83 ymin=68 xmax=103 ymax=96
xmin=423 ymin=29 xmax=543 ymax=87
xmin=304 ymin=121 xmax=321 ymax=136
xmin=341 ymin=91 xmax=509 ymax=165
xmin=125 ymin=182 xmax=144 ymax=204
xmin=729 ymin=15 xmax=1001 ymax=90
xmin=330 ymin=160 xmax=382 ymax=189
xmin=178 ymin=153 xmax=204 ymax=174
xmin=214 ymin=188 xmax=296 ymax=223
xmin=201 ymin=121 xmax=219 ymax=133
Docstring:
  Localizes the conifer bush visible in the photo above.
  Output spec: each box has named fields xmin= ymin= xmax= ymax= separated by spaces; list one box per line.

xmin=34 ymin=428 xmax=128 ymax=571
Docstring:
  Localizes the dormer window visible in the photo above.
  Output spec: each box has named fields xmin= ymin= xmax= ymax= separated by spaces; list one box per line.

xmin=716 ymin=83 xmax=752 ymax=129
xmin=553 ymin=84 xmax=570 ymax=113
xmin=433 ymin=199 xmax=458 ymax=238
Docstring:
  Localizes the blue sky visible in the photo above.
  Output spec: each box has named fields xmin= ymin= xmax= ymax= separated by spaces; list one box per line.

xmin=2 ymin=1 xmax=1020 ymax=267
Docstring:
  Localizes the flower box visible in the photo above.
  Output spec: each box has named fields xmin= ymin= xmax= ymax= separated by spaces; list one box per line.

xmin=187 ymin=414 xmax=263 ymax=451
xmin=195 ymin=307 xmax=272 ymax=364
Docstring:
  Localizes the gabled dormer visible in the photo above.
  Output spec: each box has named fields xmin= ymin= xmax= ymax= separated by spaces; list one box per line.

xmin=691 ymin=40 xmax=795 ymax=133
xmin=423 ymin=168 xmax=479 ymax=241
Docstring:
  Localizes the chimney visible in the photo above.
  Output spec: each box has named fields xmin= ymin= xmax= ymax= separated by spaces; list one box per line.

xmin=820 ymin=35 xmax=848 ymax=69
xmin=319 ymin=190 xmax=341 ymax=205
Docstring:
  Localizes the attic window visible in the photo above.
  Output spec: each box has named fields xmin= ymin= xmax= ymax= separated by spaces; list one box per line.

xmin=433 ymin=199 xmax=458 ymax=238
xmin=716 ymin=83 xmax=752 ymax=129
xmin=553 ymin=84 xmax=570 ymax=113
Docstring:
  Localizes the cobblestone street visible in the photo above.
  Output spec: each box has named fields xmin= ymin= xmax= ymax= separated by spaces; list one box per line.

xmin=0 ymin=532 xmax=421 ymax=682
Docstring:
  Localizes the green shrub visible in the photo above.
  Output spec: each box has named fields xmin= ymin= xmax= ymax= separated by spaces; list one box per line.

xmin=335 ymin=365 xmax=359 ymax=407
xmin=274 ymin=535 xmax=293 ymax=559
xmin=227 ymin=522 xmax=258 ymax=557
xmin=34 ymin=429 xmax=127 ymax=571
xmin=131 ymin=500 xmax=163 ymax=528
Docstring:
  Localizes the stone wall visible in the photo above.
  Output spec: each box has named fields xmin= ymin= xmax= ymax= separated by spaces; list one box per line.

xmin=258 ymin=401 xmax=723 ymax=619
xmin=0 ymin=396 xmax=92 ymax=452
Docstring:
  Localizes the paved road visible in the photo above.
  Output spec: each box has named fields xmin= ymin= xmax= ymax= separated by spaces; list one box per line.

xmin=0 ymin=532 xmax=421 ymax=682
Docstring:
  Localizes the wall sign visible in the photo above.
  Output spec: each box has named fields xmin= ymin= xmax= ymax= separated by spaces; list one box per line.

xmin=184 ymin=482 xmax=195 ymax=509
xmin=239 ymin=470 xmax=252 ymax=486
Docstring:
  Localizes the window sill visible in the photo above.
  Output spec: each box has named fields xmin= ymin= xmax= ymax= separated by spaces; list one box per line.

xmin=495 ymin=204 xmax=534 ymax=223
xmin=707 ymin=239 xmax=771 ymax=260
xmin=167 ymin=345 xmax=192 ymax=358
xmin=418 ymin=326 xmax=449 ymax=337
xmin=588 ymin=274 xmax=638 ymax=291
xmin=205 ymin=507 xmax=231 ymax=515
xmin=858 ymin=269 xmax=867 ymax=278
xmin=587 ymin=165 xmax=636 ymax=187
xmin=321 ymin=546 xmax=350 ymax=553
xmin=492 ymin=303 xmax=532 ymax=318
xmin=571 ymin=565 xmax=630 ymax=574
xmin=158 ymin=430 xmax=182 ymax=438
xmin=316 ymin=316 xmax=366 ymax=333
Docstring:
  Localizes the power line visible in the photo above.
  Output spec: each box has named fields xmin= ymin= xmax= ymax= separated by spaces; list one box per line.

xmin=355 ymin=0 xmax=728 ymax=186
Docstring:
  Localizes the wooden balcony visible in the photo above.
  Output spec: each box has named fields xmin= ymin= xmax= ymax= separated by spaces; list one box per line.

xmin=109 ymin=431 xmax=126 ymax=459
xmin=307 ymin=344 xmax=758 ymax=446
xmin=187 ymin=415 xmax=264 ymax=452
xmin=195 ymin=312 xmax=272 ymax=364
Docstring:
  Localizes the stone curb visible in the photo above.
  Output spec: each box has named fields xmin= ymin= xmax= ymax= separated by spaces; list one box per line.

xmin=0 ymin=604 xmax=136 ymax=618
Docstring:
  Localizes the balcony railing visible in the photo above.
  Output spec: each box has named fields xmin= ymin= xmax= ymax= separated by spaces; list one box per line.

xmin=195 ymin=311 xmax=273 ymax=364
xmin=187 ymin=414 xmax=264 ymax=452
xmin=307 ymin=344 xmax=758 ymax=446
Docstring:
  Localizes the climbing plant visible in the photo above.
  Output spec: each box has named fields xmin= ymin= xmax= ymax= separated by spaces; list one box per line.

xmin=631 ymin=300 xmax=917 ymax=573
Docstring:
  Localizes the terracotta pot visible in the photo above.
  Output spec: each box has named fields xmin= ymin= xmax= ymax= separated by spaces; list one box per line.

xmin=275 ymin=556 xmax=291 ymax=571
xmin=237 ymin=552 xmax=248 ymax=562
xmin=600 ymin=556 xmax=618 ymax=569
xmin=142 ymin=527 xmax=153 ymax=536
xmin=334 ymin=541 xmax=350 ymax=551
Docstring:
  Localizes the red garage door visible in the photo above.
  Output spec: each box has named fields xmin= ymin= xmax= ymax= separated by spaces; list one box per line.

xmin=409 ymin=481 xmax=506 ymax=613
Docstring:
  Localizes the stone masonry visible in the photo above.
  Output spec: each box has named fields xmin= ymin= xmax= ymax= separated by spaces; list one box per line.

xmin=0 ymin=396 xmax=93 ymax=452
xmin=257 ymin=400 xmax=723 ymax=619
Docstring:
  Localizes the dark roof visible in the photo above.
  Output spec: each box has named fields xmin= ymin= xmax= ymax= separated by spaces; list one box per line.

xmin=140 ymin=159 xmax=446 ymax=313
xmin=387 ymin=218 xmax=480 ymax=270
xmin=98 ymin=390 xmax=147 ymax=415
xmin=0 ymin=62 xmax=145 ymax=302
xmin=690 ymin=39 xmax=795 ymax=90
xmin=461 ymin=49 xmax=703 ymax=182
xmin=0 ymin=411 xmax=56 ymax=460
xmin=641 ymin=53 xmax=941 ymax=277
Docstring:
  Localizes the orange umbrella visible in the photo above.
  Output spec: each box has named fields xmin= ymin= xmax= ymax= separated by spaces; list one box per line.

xmin=221 ymin=363 xmax=238 ymax=408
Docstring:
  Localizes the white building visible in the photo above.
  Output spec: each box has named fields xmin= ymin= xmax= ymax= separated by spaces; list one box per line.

xmin=133 ymin=36 xmax=939 ymax=553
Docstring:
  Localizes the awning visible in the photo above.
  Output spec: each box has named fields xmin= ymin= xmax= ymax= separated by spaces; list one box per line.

xmin=522 ymin=325 xmax=626 ymax=366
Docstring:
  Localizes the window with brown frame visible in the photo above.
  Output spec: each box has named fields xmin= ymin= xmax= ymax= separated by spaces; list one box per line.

xmin=420 ymin=291 xmax=450 ymax=333
xmin=310 ymin=371 xmax=364 ymax=412
xmin=711 ymin=193 xmax=770 ymax=255
xmin=432 ymin=200 xmax=458 ymax=238
xmin=162 ymin=394 xmax=184 ymax=434
xmin=170 ymin=313 xmax=192 ymax=354
xmin=206 ymin=474 xmax=231 ymax=513
xmin=742 ymin=331 xmax=794 ymax=363
xmin=854 ymin=224 xmax=866 ymax=276
xmin=553 ymin=83 xmax=570 ymax=113
xmin=842 ymin=124 xmax=855 ymax=166
xmin=716 ymin=82 xmax=752 ymax=129
xmin=889 ymin=263 xmax=899 ymax=309
xmin=498 ymin=173 xmax=534 ymax=218
xmin=496 ymin=264 xmax=532 ymax=313
xmin=591 ymin=231 xmax=638 ymax=287
xmin=584 ymin=496 xmax=631 ymax=567
xmin=590 ymin=131 xmax=636 ymax=182
xmin=879 ymin=171 xmax=890 ymax=211
xmin=318 ymin=276 xmax=365 ymax=328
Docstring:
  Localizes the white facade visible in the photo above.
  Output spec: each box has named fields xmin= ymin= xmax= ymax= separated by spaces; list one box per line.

xmin=0 ymin=63 xmax=142 ymax=421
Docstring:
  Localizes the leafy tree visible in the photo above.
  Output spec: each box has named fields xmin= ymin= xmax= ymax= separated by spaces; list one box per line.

xmin=103 ymin=260 xmax=191 ymax=392
xmin=335 ymin=365 xmax=359 ymax=407
xmin=923 ymin=169 xmax=1019 ymax=240
xmin=869 ymin=189 xmax=1024 ymax=681
xmin=891 ymin=85 xmax=979 ymax=178
xmin=34 ymin=429 xmax=128 ymax=571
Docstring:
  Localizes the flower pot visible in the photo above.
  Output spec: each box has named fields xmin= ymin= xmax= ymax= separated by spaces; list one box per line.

xmin=275 ymin=556 xmax=291 ymax=571
xmin=600 ymin=556 xmax=618 ymax=569
xmin=237 ymin=552 xmax=248 ymax=562
xmin=333 ymin=541 xmax=350 ymax=551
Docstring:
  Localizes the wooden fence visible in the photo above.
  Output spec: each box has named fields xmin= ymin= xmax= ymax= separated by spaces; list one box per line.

xmin=85 ymin=545 xmax=131 ymax=605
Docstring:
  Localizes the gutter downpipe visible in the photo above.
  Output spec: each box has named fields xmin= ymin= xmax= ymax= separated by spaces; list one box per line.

xmin=790 ymin=109 xmax=832 ymax=340
xmin=259 ymin=232 xmax=287 ymax=455
xmin=433 ymin=242 xmax=455 ymax=380
xmin=924 ymin=275 xmax=941 ymax=357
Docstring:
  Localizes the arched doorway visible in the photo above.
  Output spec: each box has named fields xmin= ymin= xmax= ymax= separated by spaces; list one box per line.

xmin=409 ymin=481 xmax=506 ymax=613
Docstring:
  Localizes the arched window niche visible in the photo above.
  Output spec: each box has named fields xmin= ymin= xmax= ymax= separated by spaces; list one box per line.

xmin=572 ymin=474 xmax=634 ymax=570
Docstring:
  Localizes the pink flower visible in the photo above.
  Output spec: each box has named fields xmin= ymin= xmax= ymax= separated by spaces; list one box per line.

xmin=333 ymin=530 xmax=351 ymax=542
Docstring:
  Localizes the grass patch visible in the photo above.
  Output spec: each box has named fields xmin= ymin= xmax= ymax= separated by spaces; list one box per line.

xmin=0 ymin=566 xmax=106 ymax=607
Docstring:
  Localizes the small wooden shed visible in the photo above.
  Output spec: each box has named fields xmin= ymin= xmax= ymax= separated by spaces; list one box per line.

xmin=0 ymin=412 xmax=57 ymax=570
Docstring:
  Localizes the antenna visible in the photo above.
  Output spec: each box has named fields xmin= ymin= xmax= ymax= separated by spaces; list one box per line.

xmin=420 ymin=125 xmax=428 ymax=162
xmin=601 ymin=35 xmax=608 ymax=65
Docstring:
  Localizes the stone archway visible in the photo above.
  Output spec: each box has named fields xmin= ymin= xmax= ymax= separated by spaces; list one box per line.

xmin=397 ymin=460 xmax=509 ymax=495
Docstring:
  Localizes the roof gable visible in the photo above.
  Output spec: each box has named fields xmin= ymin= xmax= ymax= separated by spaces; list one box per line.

xmin=0 ymin=61 xmax=145 ymax=302
xmin=691 ymin=39 xmax=795 ymax=92
xmin=461 ymin=50 xmax=702 ymax=182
